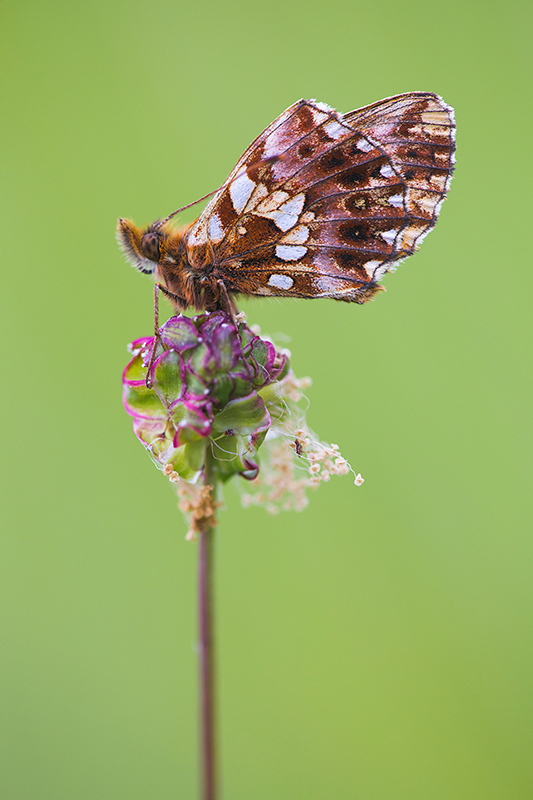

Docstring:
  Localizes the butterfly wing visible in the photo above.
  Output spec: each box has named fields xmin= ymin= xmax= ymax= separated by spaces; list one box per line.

xmin=184 ymin=94 xmax=455 ymax=303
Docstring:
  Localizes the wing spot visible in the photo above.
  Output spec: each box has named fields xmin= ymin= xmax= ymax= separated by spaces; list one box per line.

xmin=323 ymin=120 xmax=346 ymax=140
xmin=256 ymin=192 xmax=307 ymax=231
xmin=229 ymin=169 xmax=256 ymax=214
xmin=276 ymin=245 xmax=308 ymax=261
xmin=356 ymin=139 xmax=374 ymax=152
xmin=321 ymin=152 xmax=346 ymax=170
xmin=388 ymin=194 xmax=404 ymax=208
xmin=298 ymin=143 xmax=315 ymax=159
xmin=339 ymin=167 xmax=367 ymax=188
xmin=208 ymin=211 xmax=225 ymax=243
xmin=341 ymin=222 xmax=366 ymax=241
xmin=380 ymin=228 xmax=399 ymax=245
xmin=268 ymin=273 xmax=294 ymax=289
xmin=245 ymin=182 xmax=269 ymax=212
xmin=380 ymin=164 xmax=395 ymax=178
xmin=364 ymin=260 xmax=382 ymax=278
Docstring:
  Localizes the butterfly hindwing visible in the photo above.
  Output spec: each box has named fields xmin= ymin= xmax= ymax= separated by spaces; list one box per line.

xmin=184 ymin=93 xmax=455 ymax=303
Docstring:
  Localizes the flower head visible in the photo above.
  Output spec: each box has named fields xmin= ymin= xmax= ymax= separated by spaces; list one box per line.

xmin=123 ymin=311 xmax=363 ymax=536
xmin=123 ymin=310 xmax=288 ymax=484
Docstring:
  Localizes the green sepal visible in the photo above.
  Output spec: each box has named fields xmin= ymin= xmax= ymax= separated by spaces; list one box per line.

xmin=168 ymin=440 xmax=207 ymax=482
xmin=212 ymin=393 xmax=270 ymax=436
xmin=152 ymin=350 xmax=183 ymax=406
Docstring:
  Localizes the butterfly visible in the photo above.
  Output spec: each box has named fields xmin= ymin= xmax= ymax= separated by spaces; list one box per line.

xmin=117 ymin=93 xmax=455 ymax=314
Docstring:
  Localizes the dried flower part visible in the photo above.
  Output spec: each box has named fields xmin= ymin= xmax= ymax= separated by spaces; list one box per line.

xmin=239 ymin=372 xmax=363 ymax=514
xmin=177 ymin=482 xmax=222 ymax=541
xmin=123 ymin=311 xmax=289 ymax=485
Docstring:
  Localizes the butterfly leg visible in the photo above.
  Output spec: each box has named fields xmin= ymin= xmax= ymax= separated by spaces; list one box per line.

xmin=216 ymin=280 xmax=237 ymax=320
xmin=144 ymin=283 xmax=162 ymax=388
xmin=157 ymin=282 xmax=188 ymax=309
xmin=145 ymin=283 xmax=190 ymax=387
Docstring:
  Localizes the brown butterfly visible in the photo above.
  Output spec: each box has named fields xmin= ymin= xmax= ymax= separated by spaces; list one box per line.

xmin=117 ymin=93 xmax=455 ymax=314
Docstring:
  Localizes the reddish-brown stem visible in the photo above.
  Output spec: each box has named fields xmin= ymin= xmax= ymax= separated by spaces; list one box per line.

xmin=198 ymin=483 xmax=217 ymax=800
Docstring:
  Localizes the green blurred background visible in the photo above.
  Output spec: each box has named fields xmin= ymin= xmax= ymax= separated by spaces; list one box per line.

xmin=1 ymin=0 xmax=532 ymax=797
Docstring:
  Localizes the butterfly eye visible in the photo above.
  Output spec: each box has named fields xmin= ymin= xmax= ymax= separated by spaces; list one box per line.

xmin=141 ymin=231 xmax=162 ymax=261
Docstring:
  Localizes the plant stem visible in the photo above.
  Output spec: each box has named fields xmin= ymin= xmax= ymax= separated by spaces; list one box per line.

xmin=198 ymin=469 xmax=217 ymax=800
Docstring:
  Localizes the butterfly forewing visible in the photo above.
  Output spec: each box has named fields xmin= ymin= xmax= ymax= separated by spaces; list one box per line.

xmin=184 ymin=93 xmax=455 ymax=303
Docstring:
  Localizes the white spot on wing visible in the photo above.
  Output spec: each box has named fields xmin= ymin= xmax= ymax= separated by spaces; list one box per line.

xmin=373 ymin=263 xmax=391 ymax=280
xmin=310 ymin=108 xmax=329 ymax=125
xmin=356 ymin=139 xmax=374 ymax=152
xmin=255 ymin=192 xmax=307 ymax=231
xmin=388 ymin=194 xmax=403 ymax=208
xmin=363 ymin=260 xmax=381 ymax=278
xmin=268 ymin=273 xmax=294 ymax=289
xmin=186 ymin=221 xmax=208 ymax=248
xmin=276 ymin=245 xmax=307 ymax=261
xmin=314 ymin=274 xmax=337 ymax=292
xmin=380 ymin=228 xmax=399 ymax=245
xmin=229 ymin=169 xmax=255 ymax=214
xmin=311 ymin=100 xmax=334 ymax=112
xmin=269 ymin=212 xmax=294 ymax=231
xmin=279 ymin=193 xmax=306 ymax=217
xmin=380 ymin=164 xmax=395 ymax=178
xmin=208 ymin=212 xmax=225 ymax=243
xmin=324 ymin=120 xmax=346 ymax=140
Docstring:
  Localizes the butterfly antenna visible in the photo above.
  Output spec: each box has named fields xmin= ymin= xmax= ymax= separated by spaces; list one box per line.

xmin=158 ymin=188 xmax=220 ymax=226
xmin=157 ymin=155 xmax=283 ymax=227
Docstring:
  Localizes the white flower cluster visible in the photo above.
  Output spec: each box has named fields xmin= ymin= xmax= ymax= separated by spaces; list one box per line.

xmin=239 ymin=371 xmax=363 ymax=515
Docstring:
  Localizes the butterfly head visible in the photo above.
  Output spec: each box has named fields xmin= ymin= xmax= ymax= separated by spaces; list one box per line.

xmin=117 ymin=218 xmax=171 ymax=275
